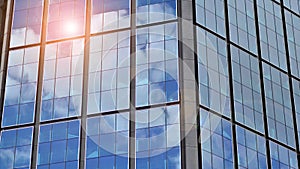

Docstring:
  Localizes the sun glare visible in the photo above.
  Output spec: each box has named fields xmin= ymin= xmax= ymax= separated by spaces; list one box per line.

xmin=64 ymin=21 xmax=78 ymax=34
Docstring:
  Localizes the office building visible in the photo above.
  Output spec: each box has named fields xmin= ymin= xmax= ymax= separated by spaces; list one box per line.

xmin=0 ymin=0 xmax=300 ymax=168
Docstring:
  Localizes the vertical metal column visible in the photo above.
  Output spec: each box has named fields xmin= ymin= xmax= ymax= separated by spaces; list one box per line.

xmin=178 ymin=0 xmax=199 ymax=168
xmin=0 ymin=0 xmax=11 ymax=132
xmin=129 ymin=0 xmax=137 ymax=168
xmin=79 ymin=0 xmax=91 ymax=168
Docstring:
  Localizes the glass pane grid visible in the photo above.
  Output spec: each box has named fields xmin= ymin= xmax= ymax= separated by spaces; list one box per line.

xmin=4 ymin=0 xmax=300 ymax=168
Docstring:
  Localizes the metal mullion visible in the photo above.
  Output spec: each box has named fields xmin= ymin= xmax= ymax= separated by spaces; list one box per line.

xmin=9 ymin=43 xmax=42 ymax=51
xmin=129 ymin=0 xmax=137 ymax=167
xmin=45 ymin=35 xmax=86 ymax=45
xmin=253 ymin=0 xmax=272 ymax=168
xmin=31 ymin=0 xmax=49 ymax=168
xmin=223 ymin=0 xmax=238 ymax=168
xmin=79 ymin=0 xmax=91 ymax=168
xmin=0 ymin=0 xmax=14 ymax=133
xmin=193 ymin=15 xmax=201 ymax=168
xmin=176 ymin=0 xmax=186 ymax=168
xmin=280 ymin=0 xmax=300 ymax=164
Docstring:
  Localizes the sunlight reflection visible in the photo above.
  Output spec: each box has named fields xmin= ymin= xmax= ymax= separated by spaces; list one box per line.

xmin=64 ymin=21 xmax=78 ymax=35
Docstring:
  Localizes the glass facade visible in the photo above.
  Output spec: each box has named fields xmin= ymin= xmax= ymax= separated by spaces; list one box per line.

xmin=1 ymin=0 xmax=300 ymax=169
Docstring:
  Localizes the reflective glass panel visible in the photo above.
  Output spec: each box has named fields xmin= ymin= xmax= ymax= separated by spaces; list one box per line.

xmin=228 ymin=0 xmax=257 ymax=53
xmin=41 ymin=39 xmax=84 ymax=121
xmin=236 ymin=126 xmax=267 ymax=169
xmin=88 ymin=30 xmax=130 ymax=114
xmin=257 ymin=0 xmax=287 ymax=70
xmin=136 ymin=23 xmax=179 ymax=107
xmin=47 ymin=0 xmax=86 ymax=40
xmin=231 ymin=45 xmax=264 ymax=132
xmin=263 ymin=63 xmax=295 ymax=147
xmin=197 ymin=28 xmax=231 ymax=117
xmin=292 ymin=78 xmax=300 ymax=149
xmin=135 ymin=105 xmax=181 ymax=169
xmin=37 ymin=120 xmax=80 ymax=169
xmin=10 ymin=0 xmax=43 ymax=47
xmin=196 ymin=0 xmax=226 ymax=37
xmin=2 ymin=46 xmax=40 ymax=127
xmin=136 ymin=0 xmax=176 ymax=25
xmin=200 ymin=109 xmax=234 ymax=169
xmin=284 ymin=0 xmax=300 ymax=15
xmin=0 ymin=127 xmax=33 ymax=169
xmin=285 ymin=10 xmax=300 ymax=78
xmin=91 ymin=0 xmax=130 ymax=33
xmin=86 ymin=112 xmax=129 ymax=169
xmin=270 ymin=141 xmax=298 ymax=169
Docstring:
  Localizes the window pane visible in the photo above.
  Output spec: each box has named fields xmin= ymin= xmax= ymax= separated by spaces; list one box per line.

xmin=200 ymin=109 xmax=233 ymax=169
xmin=91 ymin=0 xmax=130 ymax=33
xmin=236 ymin=126 xmax=267 ymax=169
xmin=197 ymin=28 xmax=231 ymax=117
xmin=10 ymin=0 xmax=43 ymax=47
xmin=228 ymin=0 xmax=257 ymax=53
xmin=285 ymin=10 xmax=300 ymax=78
xmin=258 ymin=0 xmax=287 ymax=70
xmin=47 ymin=0 xmax=86 ymax=40
xmin=196 ymin=0 xmax=225 ymax=37
xmin=270 ymin=141 xmax=298 ymax=168
xmin=263 ymin=63 xmax=295 ymax=147
xmin=88 ymin=31 xmax=130 ymax=114
xmin=135 ymin=105 xmax=181 ymax=169
xmin=41 ymin=39 xmax=84 ymax=121
xmin=0 ymin=127 xmax=33 ymax=169
xmin=86 ymin=112 xmax=129 ymax=169
xmin=136 ymin=23 xmax=179 ymax=107
xmin=231 ymin=45 xmax=264 ymax=132
xmin=136 ymin=0 xmax=177 ymax=25
xmin=283 ymin=0 xmax=300 ymax=15
xmin=2 ymin=47 xmax=40 ymax=127
xmin=37 ymin=120 xmax=80 ymax=168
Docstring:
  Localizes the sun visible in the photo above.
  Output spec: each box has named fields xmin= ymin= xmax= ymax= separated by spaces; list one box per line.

xmin=64 ymin=21 xmax=78 ymax=34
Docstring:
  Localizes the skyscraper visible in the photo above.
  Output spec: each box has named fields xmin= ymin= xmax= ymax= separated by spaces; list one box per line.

xmin=0 ymin=0 xmax=300 ymax=169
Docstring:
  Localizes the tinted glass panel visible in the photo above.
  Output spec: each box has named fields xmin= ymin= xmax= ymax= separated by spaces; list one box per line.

xmin=292 ymin=78 xmax=300 ymax=149
xmin=41 ymin=39 xmax=84 ymax=121
xmin=37 ymin=120 xmax=80 ymax=169
xmin=231 ymin=45 xmax=264 ymax=132
xmin=47 ymin=0 xmax=85 ymax=40
xmin=136 ymin=0 xmax=176 ymax=25
xmin=10 ymin=0 xmax=43 ymax=47
xmin=228 ymin=0 xmax=257 ymax=53
xmin=88 ymin=31 xmax=130 ymax=114
xmin=136 ymin=23 xmax=179 ymax=107
xmin=284 ymin=0 xmax=300 ymax=15
xmin=196 ymin=0 xmax=226 ymax=37
xmin=0 ymin=127 xmax=33 ymax=169
xmin=236 ymin=126 xmax=267 ymax=169
xmin=91 ymin=0 xmax=130 ymax=33
xmin=2 ymin=47 xmax=40 ymax=127
xmin=285 ymin=10 xmax=300 ymax=78
xmin=86 ymin=112 xmax=129 ymax=169
xmin=197 ymin=28 xmax=231 ymax=117
xmin=257 ymin=0 xmax=287 ymax=70
xmin=270 ymin=141 xmax=298 ymax=169
xmin=263 ymin=63 xmax=295 ymax=147
xmin=200 ymin=109 xmax=234 ymax=169
xmin=135 ymin=105 xmax=181 ymax=169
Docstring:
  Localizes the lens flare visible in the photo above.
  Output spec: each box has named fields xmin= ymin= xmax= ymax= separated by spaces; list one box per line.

xmin=64 ymin=21 xmax=78 ymax=34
